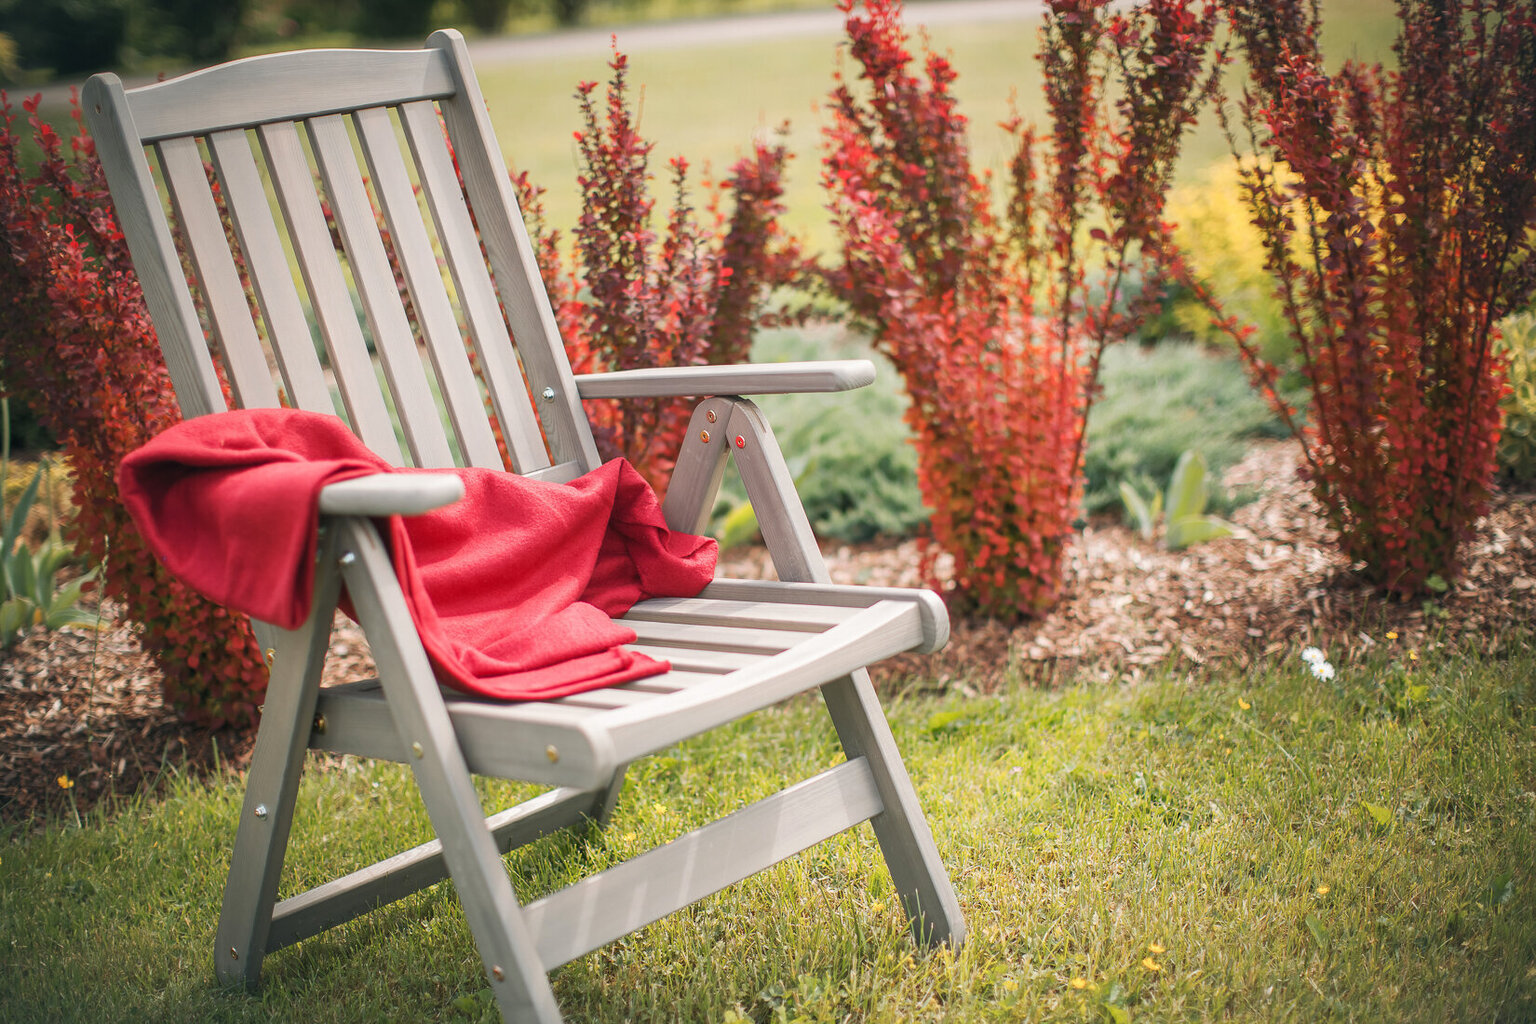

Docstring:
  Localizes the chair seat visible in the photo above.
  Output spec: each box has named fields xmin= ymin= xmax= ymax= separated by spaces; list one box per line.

xmin=311 ymin=579 xmax=947 ymax=789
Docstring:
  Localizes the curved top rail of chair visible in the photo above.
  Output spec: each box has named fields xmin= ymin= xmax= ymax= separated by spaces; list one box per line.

xmin=82 ymin=41 xmax=458 ymax=143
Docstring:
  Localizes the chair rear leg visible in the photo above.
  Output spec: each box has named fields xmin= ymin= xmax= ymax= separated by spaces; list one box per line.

xmin=585 ymin=762 xmax=629 ymax=829
xmin=821 ymin=669 xmax=966 ymax=947
xmin=215 ymin=537 xmax=343 ymax=989
xmin=723 ymin=398 xmax=967 ymax=949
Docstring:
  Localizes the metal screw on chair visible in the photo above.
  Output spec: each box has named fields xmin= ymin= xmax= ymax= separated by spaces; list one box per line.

xmin=699 ymin=430 xmax=711 ymax=444
xmin=229 ymin=947 xmax=238 ymax=961
xmin=492 ymin=966 xmax=505 ymax=982
xmin=541 ymin=387 xmax=555 ymax=402
xmin=313 ymin=714 xmax=327 ymax=735
xmin=735 ymin=435 xmax=747 ymax=449
xmin=263 ymin=648 xmax=276 ymax=670
xmin=338 ymin=551 xmax=357 ymax=568
xmin=545 ymin=745 xmax=559 ymax=763
xmin=411 ymin=742 xmax=424 ymax=759
xmin=706 ymin=409 xmax=717 ymax=423
xmin=254 ymin=804 xmax=268 ymax=819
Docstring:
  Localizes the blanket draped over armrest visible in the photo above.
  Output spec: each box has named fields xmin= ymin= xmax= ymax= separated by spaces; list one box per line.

xmin=118 ymin=408 xmax=718 ymax=701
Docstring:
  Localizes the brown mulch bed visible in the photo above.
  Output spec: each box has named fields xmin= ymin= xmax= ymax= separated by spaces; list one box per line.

xmin=5 ymin=440 xmax=1534 ymax=825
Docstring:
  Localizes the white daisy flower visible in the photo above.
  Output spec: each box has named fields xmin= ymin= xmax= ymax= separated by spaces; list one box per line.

xmin=1310 ymin=660 xmax=1335 ymax=681
xmin=1301 ymin=646 xmax=1324 ymax=665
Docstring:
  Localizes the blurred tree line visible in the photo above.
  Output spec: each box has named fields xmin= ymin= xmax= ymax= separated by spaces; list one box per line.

xmin=0 ymin=0 xmax=576 ymax=80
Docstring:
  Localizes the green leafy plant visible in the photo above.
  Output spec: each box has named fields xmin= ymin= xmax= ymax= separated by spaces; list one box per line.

xmin=1117 ymin=449 xmax=1234 ymax=550
xmin=1082 ymin=342 xmax=1284 ymax=516
xmin=1 ymin=399 xmax=101 ymax=647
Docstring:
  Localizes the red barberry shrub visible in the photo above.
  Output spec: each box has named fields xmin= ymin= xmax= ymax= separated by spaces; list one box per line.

xmin=824 ymin=0 xmax=1220 ymax=615
xmin=1205 ymin=0 xmax=1536 ymax=595
xmin=0 ymin=94 xmax=266 ymax=727
xmin=517 ymin=47 xmax=806 ymax=492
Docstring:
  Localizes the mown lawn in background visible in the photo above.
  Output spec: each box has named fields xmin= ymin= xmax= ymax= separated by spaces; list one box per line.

xmin=4 ymin=634 xmax=1533 ymax=1022
xmin=469 ymin=0 xmax=1402 ymax=254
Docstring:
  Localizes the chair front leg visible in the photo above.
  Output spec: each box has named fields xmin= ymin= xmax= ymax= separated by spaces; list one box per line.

xmin=723 ymin=397 xmax=968 ymax=949
xmin=215 ymin=527 xmax=343 ymax=989
xmin=333 ymin=516 xmax=565 ymax=1023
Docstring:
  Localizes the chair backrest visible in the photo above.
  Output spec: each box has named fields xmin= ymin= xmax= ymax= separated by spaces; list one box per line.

xmin=83 ymin=30 xmax=602 ymax=480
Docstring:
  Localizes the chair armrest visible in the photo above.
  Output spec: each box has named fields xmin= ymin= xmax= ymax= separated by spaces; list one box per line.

xmin=318 ymin=474 xmax=465 ymax=517
xmin=574 ymin=361 xmax=875 ymax=399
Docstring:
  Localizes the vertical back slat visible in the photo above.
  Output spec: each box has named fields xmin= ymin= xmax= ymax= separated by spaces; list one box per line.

xmin=397 ymin=100 xmax=550 ymax=474
xmin=424 ymin=32 xmax=601 ymax=472
xmin=156 ymin=136 xmax=281 ymax=409
xmin=352 ymin=106 xmax=503 ymax=469
xmin=206 ymin=129 xmax=335 ymax=414
xmin=307 ymin=113 xmax=454 ymax=468
xmin=257 ymin=120 xmax=403 ymax=463
xmin=83 ymin=73 xmax=227 ymax=419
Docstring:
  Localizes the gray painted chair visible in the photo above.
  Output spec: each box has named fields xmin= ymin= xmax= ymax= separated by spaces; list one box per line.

xmin=84 ymin=31 xmax=964 ymax=1023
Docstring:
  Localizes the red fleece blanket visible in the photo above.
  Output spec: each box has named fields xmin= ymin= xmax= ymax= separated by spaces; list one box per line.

xmin=118 ymin=409 xmax=717 ymax=701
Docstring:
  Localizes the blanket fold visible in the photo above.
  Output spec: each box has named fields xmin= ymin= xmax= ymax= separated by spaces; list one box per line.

xmin=118 ymin=408 xmax=718 ymax=701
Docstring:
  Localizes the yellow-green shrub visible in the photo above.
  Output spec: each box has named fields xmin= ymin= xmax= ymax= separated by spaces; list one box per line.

xmin=1496 ymin=312 xmax=1536 ymax=484
xmin=1163 ymin=162 xmax=1294 ymax=367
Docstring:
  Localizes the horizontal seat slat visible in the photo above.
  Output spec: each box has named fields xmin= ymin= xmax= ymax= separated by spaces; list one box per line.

xmin=622 ymin=597 xmax=854 ymax=632
xmin=626 ymin=619 xmax=808 ymax=655
xmin=626 ymin=645 xmax=757 ymax=674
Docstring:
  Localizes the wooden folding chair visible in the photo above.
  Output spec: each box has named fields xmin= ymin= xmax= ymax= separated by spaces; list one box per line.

xmin=83 ymin=30 xmax=964 ymax=1022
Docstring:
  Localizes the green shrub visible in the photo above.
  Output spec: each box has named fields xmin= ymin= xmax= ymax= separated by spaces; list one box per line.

xmin=1083 ymin=343 xmax=1287 ymax=517
xmin=1496 ymin=312 xmax=1536 ymax=485
xmin=711 ymin=326 xmax=928 ymax=545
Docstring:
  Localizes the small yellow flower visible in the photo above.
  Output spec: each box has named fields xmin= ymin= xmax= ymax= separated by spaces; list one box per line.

xmin=1142 ymin=957 xmax=1162 ymax=972
xmin=1316 ymin=884 xmax=1331 ymax=896
xmin=1408 ymin=649 xmax=1418 ymax=661
xmin=1002 ymin=978 xmax=1019 ymax=994
xmin=1148 ymin=942 xmax=1166 ymax=954
xmin=1238 ymin=698 xmax=1251 ymax=711
xmin=1386 ymin=631 xmax=1399 ymax=640
xmin=1069 ymin=977 xmax=1089 ymax=990
xmin=621 ymin=831 xmax=636 ymax=843
xmin=56 ymin=775 xmax=74 ymax=791
xmin=651 ymin=802 xmax=667 ymax=815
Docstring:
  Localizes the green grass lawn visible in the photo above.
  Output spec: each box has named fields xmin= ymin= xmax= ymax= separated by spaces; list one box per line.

xmin=467 ymin=0 xmax=1403 ymax=254
xmin=4 ymin=635 xmax=1533 ymax=1022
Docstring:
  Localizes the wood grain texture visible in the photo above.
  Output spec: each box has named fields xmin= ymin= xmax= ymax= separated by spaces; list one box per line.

xmin=398 ymin=99 xmax=551 ymax=473
xmin=308 ymin=113 xmax=453 ymax=467
xmin=156 ymin=135 xmax=281 ymax=409
xmin=258 ymin=120 xmax=403 ymax=462
xmin=207 ymin=129 xmax=336 ymax=412
xmin=82 ymin=73 xmax=226 ymax=418
xmin=353 ymin=105 xmax=503 ymax=469
xmin=428 ymin=29 xmax=600 ymax=471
